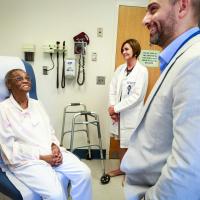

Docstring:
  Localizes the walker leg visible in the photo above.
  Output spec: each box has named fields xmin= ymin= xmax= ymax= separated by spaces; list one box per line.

xmin=60 ymin=108 xmax=67 ymax=146
xmin=96 ymin=119 xmax=109 ymax=184
xmin=70 ymin=117 xmax=76 ymax=152
xmin=85 ymin=114 xmax=92 ymax=159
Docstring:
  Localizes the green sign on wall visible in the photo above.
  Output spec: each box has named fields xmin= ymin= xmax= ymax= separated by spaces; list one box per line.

xmin=139 ymin=50 xmax=160 ymax=67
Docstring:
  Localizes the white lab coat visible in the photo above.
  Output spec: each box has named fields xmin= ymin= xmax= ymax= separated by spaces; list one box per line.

xmin=109 ymin=61 xmax=148 ymax=148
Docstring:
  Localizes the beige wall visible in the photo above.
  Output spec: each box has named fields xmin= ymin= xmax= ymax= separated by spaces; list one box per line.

xmin=0 ymin=0 xmax=147 ymax=152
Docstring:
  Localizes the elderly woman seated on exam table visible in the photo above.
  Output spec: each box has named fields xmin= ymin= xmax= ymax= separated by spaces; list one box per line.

xmin=0 ymin=69 xmax=92 ymax=200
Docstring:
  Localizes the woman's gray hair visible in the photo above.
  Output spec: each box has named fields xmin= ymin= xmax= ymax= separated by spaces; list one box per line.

xmin=5 ymin=68 xmax=24 ymax=89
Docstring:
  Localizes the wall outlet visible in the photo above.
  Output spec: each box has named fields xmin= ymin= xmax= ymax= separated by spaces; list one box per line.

xmin=97 ymin=27 xmax=103 ymax=37
xmin=96 ymin=76 xmax=105 ymax=85
xmin=91 ymin=52 xmax=97 ymax=61
xmin=43 ymin=66 xmax=48 ymax=75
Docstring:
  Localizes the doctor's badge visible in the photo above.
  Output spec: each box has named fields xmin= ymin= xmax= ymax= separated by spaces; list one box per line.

xmin=127 ymin=81 xmax=135 ymax=95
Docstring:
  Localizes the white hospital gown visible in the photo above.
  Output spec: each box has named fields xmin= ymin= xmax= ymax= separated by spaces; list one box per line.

xmin=0 ymin=95 xmax=92 ymax=200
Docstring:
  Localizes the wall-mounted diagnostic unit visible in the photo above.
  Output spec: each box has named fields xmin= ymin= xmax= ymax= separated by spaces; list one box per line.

xmin=73 ymin=32 xmax=90 ymax=86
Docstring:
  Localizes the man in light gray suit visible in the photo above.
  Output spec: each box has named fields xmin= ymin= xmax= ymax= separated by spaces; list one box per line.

xmin=121 ymin=0 xmax=200 ymax=199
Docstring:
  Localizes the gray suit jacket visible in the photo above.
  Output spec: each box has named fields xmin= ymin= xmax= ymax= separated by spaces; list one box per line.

xmin=121 ymin=34 xmax=200 ymax=200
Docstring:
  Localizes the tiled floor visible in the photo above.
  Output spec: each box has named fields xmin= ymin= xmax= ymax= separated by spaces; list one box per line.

xmin=85 ymin=159 xmax=125 ymax=200
xmin=0 ymin=159 xmax=125 ymax=200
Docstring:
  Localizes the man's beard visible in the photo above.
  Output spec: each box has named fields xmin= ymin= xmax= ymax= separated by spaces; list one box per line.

xmin=150 ymin=12 xmax=176 ymax=47
xmin=150 ymin=32 xmax=162 ymax=46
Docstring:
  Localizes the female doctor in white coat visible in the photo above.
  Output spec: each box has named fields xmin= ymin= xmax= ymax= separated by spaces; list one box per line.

xmin=108 ymin=39 xmax=148 ymax=177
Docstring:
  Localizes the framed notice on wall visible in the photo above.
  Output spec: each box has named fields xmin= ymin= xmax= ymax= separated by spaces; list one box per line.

xmin=139 ymin=50 xmax=160 ymax=67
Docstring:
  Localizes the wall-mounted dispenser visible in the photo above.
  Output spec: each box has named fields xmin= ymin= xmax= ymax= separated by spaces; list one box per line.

xmin=22 ymin=44 xmax=36 ymax=62
xmin=65 ymin=59 xmax=76 ymax=79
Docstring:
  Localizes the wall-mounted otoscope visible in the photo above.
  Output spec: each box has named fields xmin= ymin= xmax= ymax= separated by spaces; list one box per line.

xmin=56 ymin=41 xmax=60 ymax=88
xmin=61 ymin=41 xmax=66 ymax=88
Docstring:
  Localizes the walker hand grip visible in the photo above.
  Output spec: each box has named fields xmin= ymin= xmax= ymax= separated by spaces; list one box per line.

xmin=70 ymin=103 xmax=81 ymax=106
xmin=80 ymin=111 xmax=92 ymax=115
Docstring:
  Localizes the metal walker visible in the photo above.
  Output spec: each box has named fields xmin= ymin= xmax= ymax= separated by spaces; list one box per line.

xmin=60 ymin=103 xmax=110 ymax=184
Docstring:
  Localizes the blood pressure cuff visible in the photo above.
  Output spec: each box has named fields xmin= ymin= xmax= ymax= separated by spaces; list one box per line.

xmin=73 ymin=32 xmax=90 ymax=45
